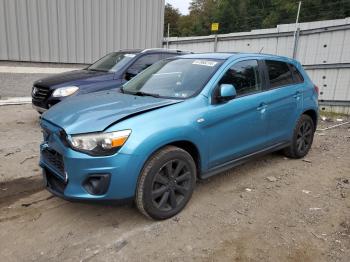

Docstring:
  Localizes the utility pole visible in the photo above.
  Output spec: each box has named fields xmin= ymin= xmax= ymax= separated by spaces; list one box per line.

xmin=166 ymin=23 xmax=170 ymax=49
xmin=292 ymin=1 xmax=302 ymax=58
xmin=211 ymin=23 xmax=219 ymax=52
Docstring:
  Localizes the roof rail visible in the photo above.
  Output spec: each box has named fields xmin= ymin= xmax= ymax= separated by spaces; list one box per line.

xmin=141 ymin=48 xmax=191 ymax=53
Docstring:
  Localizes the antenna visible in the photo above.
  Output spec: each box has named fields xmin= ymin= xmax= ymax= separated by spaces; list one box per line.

xmin=258 ymin=47 xmax=264 ymax=54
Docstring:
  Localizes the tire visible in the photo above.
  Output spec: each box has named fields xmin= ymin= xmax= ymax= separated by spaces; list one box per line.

xmin=283 ymin=114 xmax=315 ymax=159
xmin=135 ymin=146 xmax=196 ymax=220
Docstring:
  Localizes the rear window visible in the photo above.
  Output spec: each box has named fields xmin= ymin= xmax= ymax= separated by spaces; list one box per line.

xmin=266 ymin=60 xmax=294 ymax=88
xmin=289 ymin=64 xmax=304 ymax=84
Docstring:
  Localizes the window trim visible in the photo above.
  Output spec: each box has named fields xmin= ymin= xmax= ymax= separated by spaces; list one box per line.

xmin=211 ymin=58 xmax=265 ymax=104
xmin=287 ymin=63 xmax=304 ymax=84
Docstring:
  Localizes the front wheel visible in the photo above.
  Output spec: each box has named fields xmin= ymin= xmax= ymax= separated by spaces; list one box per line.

xmin=135 ymin=146 xmax=196 ymax=220
xmin=283 ymin=114 xmax=315 ymax=159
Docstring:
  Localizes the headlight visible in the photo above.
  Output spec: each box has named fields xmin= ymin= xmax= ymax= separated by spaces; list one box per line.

xmin=52 ymin=86 xmax=79 ymax=97
xmin=68 ymin=130 xmax=131 ymax=156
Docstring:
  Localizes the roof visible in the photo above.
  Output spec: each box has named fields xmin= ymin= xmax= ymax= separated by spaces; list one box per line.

xmin=118 ymin=48 xmax=191 ymax=54
xmin=178 ymin=52 xmax=297 ymax=62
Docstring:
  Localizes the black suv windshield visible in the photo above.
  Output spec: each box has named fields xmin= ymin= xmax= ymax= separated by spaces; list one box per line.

xmin=123 ymin=58 xmax=222 ymax=99
xmin=87 ymin=52 xmax=137 ymax=72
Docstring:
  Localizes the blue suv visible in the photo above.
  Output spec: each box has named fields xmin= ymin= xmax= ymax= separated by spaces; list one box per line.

xmin=32 ymin=48 xmax=190 ymax=113
xmin=39 ymin=53 xmax=318 ymax=219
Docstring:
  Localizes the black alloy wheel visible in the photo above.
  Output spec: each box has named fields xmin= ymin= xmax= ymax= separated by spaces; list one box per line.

xmin=296 ymin=120 xmax=313 ymax=155
xmin=151 ymin=159 xmax=192 ymax=212
xmin=136 ymin=146 xmax=196 ymax=220
xmin=284 ymin=114 xmax=315 ymax=158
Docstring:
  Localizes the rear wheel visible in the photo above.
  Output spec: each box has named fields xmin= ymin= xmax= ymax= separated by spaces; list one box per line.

xmin=284 ymin=114 xmax=315 ymax=158
xmin=136 ymin=146 xmax=196 ymax=220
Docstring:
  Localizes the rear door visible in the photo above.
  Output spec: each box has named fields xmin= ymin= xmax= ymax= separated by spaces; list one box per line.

xmin=262 ymin=60 xmax=303 ymax=144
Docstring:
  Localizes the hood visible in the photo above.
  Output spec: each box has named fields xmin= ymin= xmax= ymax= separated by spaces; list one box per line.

xmin=42 ymin=91 xmax=180 ymax=134
xmin=34 ymin=69 xmax=113 ymax=88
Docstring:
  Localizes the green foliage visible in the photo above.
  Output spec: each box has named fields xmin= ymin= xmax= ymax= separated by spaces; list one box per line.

xmin=165 ymin=0 xmax=350 ymax=37
xmin=164 ymin=3 xmax=181 ymax=36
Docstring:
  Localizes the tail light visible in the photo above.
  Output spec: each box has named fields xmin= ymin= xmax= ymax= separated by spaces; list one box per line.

xmin=313 ymin=84 xmax=319 ymax=95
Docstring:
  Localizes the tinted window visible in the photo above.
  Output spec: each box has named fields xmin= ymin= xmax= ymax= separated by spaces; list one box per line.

xmin=219 ymin=60 xmax=262 ymax=96
xmin=127 ymin=54 xmax=162 ymax=75
xmin=87 ymin=52 xmax=137 ymax=72
xmin=289 ymin=63 xmax=304 ymax=84
xmin=266 ymin=60 xmax=294 ymax=88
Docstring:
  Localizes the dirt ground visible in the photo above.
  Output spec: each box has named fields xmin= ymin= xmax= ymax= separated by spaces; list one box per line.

xmin=0 ymin=104 xmax=349 ymax=262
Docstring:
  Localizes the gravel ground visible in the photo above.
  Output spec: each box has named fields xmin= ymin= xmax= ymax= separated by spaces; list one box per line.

xmin=0 ymin=61 xmax=86 ymax=98
xmin=0 ymin=104 xmax=349 ymax=262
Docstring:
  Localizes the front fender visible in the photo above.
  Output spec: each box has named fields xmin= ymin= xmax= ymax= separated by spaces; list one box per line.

xmin=121 ymin=126 xmax=208 ymax=174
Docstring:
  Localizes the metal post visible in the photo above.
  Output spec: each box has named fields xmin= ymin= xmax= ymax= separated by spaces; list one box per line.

xmin=293 ymin=28 xmax=300 ymax=59
xmin=214 ymin=34 xmax=218 ymax=52
xmin=166 ymin=23 xmax=170 ymax=49
xmin=292 ymin=1 xmax=302 ymax=58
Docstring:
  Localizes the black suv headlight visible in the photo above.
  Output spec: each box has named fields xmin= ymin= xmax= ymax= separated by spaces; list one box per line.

xmin=68 ymin=130 xmax=131 ymax=156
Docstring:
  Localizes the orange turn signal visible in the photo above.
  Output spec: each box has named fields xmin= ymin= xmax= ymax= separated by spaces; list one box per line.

xmin=111 ymin=136 xmax=128 ymax=147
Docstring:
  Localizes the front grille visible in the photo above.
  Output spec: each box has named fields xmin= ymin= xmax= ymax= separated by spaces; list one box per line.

xmin=32 ymin=85 xmax=50 ymax=101
xmin=45 ymin=168 xmax=67 ymax=194
xmin=42 ymin=149 xmax=65 ymax=176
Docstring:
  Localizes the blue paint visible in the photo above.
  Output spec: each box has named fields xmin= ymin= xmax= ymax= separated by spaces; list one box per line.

xmin=40 ymin=52 xmax=318 ymax=201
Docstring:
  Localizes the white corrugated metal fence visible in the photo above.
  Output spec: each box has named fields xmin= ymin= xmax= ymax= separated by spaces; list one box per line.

xmin=164 ymin=18 xmax=350 ymax=111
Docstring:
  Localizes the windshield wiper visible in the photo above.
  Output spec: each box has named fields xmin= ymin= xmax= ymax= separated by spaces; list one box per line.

xmin=134 ymin=91 xmax=160 ymax=98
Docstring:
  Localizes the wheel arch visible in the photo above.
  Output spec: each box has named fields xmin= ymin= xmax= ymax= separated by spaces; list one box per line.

xmin=302 ymin=109 xmax=318 ymax=129
xmin=166 ymin=140 xmax=201 ymax=175
xmin=141 ymin=140 xmax=202 ymax=178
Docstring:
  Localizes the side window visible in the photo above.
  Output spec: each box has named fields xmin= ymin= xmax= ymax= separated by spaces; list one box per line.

xmin=218 ymin=60 xmax=262 ymax=96
xmin=127 ymin=54 xmax=162 ymax=75
xmin=265 ymin=60 xmax=294 ymax=88
xmin=289 ymin=63 xmax=304 ymax=84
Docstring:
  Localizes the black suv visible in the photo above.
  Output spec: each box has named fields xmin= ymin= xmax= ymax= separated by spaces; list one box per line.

xmin=32 ymin=48 xmax=190 ymax=113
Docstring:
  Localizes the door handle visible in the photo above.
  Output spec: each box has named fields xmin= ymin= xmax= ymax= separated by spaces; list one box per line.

xmin=293 ymin=91 xmax=302 ymax=98
xmin=257 ymin=103 xmax=267 ymax=111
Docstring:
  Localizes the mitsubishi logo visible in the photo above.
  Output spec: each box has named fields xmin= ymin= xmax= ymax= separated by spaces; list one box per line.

xmin=32 ymin=87 xmax=38 ymax=95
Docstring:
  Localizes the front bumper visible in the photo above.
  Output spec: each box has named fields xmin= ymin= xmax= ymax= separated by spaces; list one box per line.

xmin=32 ymin=97 xmax=63 ymax=113
xmin=39 ymin=120 xmax=144 ymax=202
xmin=32 ymin=104 xmax=47 ymax=113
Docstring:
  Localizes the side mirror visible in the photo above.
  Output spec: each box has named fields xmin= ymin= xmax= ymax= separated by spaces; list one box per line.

xmin=125 ymin=71 xmax=136 ymax=81
xmin=218 ymin=84 xmax=237 ymax=102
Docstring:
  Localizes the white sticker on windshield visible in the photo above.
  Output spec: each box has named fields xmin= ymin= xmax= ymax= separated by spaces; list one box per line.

xmin=125 ymin=54 xmax=136 ymax=58
xmin=192 ymin=60 xmax=218 ymax=67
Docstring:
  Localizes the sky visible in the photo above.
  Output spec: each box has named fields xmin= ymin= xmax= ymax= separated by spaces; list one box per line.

xmin=165 ymin=0 xmax=191 ymax=15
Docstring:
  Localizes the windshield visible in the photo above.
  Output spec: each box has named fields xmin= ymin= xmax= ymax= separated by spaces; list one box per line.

xmin=87 ymin=52 xmax=137 ymax=72
xmin=122 ymin=58 xmax=222 ymax=99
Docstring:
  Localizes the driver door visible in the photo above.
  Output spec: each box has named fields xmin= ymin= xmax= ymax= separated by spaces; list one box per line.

xmin=202 ymin=59 xmax=270 ymax=169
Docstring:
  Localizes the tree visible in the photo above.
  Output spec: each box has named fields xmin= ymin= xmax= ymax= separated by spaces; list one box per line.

xmin=164 ymin=0 xmax=350 ymax=37
xmin=164 ymin=3 xmax=181 ymax=37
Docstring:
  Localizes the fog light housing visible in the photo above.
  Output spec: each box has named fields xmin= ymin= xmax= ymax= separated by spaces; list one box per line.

xmin=83 ymin=174 xmax=111 ymax=195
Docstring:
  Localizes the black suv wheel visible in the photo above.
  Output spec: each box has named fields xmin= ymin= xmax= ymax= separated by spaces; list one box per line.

xmin=284 ymin=114 xmax=315 ymax=158
xmin=136 ymin=146 xmax=196 ymax=220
